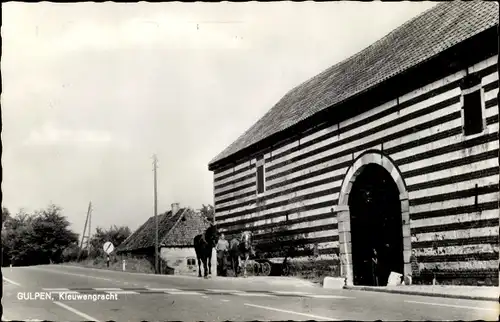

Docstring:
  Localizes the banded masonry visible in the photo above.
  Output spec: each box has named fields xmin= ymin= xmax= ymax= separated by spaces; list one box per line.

xmin=208 ymin=1 xmax=499 ymax=285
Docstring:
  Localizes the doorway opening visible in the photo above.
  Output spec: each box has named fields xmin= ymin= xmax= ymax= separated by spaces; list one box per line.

xmin=348 ymin=163 xmax=404 ymax=286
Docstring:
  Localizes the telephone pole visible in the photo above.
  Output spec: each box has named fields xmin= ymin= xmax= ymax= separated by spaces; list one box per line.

xmin=78 ymin=202 xmax=92 ymax=260
xmin=152 ymin=155 xmax=159 ymax=274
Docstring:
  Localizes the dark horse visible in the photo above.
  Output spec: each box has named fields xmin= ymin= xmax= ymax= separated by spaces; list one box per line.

xmin=228 ymin=231 xmax=254 ymax=277
xmin=194 ymin=224 xmax=219 ymax=278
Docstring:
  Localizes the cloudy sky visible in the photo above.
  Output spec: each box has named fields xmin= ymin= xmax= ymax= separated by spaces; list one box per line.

xmin=2 ymin=1 xmax=436 ymax=236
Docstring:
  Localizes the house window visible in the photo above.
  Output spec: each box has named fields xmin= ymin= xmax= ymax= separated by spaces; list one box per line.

xmin=187 ymin=258 xmax=196 ymax=266
xmin=460 ymin=73 xmax=485 ymax=136
xmin=256 ymin=155 xmax=265 ymax=195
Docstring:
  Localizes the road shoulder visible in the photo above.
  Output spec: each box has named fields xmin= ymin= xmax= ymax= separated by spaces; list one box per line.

xmin=343 ymin=285 xmax=499 ymax=302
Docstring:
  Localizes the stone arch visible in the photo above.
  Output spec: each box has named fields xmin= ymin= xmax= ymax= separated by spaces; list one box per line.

xmin=336 ymin=150 xmax=411 ymax=286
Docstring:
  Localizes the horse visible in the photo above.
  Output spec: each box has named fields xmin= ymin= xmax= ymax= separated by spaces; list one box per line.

xmin=193 ymin=224 xmax=219 ymax=278
xmin=228 ymin=231 xmax=254 ymax=277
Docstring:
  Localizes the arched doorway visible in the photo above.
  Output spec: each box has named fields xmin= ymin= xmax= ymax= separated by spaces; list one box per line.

xmin=337 ymin=151 xmax=411 ymax=286
xmin=348 ymin=164 xmax=403 ymax=286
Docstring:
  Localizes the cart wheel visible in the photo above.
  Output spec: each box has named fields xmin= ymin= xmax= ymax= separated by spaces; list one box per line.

xmin=253 ymin=263 xmax=260 ymax=275
xmin=246 ymin=262 xmax=254 ymax=274
xmin=282 ymin=264 xmax=290 ymax=276
xmin=261 ymin=262 xmax=271 ymax=276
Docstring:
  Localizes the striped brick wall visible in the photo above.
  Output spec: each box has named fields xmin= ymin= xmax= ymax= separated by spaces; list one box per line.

xmin=212 ymin=54 xmax=499 ymax=279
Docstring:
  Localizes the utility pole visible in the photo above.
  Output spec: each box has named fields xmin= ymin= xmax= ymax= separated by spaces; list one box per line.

xmin=88 ymin=202 xmax=92 ymax=254
xmin=78 ymin=202 xmax=92 ymax=260
xmin=152 ymin=155 xmax=159 ymax=274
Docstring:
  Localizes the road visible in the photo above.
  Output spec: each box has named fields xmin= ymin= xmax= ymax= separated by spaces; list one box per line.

xmin=2 ymin=265 xmax=498 ymax=321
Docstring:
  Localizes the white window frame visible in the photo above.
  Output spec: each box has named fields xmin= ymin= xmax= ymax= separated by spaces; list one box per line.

xmin=256 ymin=157 xmax=266 ymax=196
xmin=460 ymin=81 xmax=488 ymax=140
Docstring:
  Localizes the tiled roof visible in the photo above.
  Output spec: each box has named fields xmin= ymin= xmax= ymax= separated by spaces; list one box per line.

xmin=208 ymin=1 xmax=499 ymax=167
xmin=160 ymin=211 xmax=212 ymax=247
xmin=117 ymin=208 xmax=186 ymax=252
xmin=117 ymin=208 xmax=211 ymax=252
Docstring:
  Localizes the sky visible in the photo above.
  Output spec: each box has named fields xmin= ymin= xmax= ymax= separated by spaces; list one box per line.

xmin=2 ymin=1 xmax=437 ymax=237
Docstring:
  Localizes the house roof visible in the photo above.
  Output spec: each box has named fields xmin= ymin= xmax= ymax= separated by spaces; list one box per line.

xmin=208 ymin=1 xmax=499 ymax=169
xmin=161 ymin=210 xmax=212 ymax=247
xmin=117 ymin=208 xmax=211 ymax=252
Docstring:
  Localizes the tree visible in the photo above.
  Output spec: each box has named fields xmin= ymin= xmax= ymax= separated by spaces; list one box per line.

xmin=2 ymin=210 xmax=36 ymax=266
xmin=199 ymin=204 xmax=215 ymax=222
xmin=88 ymin=225 xmax=132 ymax=258
xmin=1 ymin=208 xmax=12 ymax=266
xmin=2 ymin=207 xmax=11 ymax=224
xmin=1 ymin=204 xmax=79 ymax=266
xmin=32 ymin=205 xmax=79 ymax=263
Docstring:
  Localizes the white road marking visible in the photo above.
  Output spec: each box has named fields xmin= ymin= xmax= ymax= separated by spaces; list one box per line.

xmin=105 ymin=290 xmax=138 ymax=295
xmin=244 ymin=303 xmax=337 ymax=321
xmin=272 ymin=291 xmax=312 ymax=295
xmin=221 ymin=299 xmax=230 ymax=302
xmin=404 ymin=300 xmax=499 ymax=312
xmin=93 ymin=288 xmax=122 ymax=291
xmin=62 ymin=264 xmax=201 ymax=279
xmin=166 ymin=291 xmax=204 ymax=295
xmin=147 ymin=288 xmax=180 ymax=292
xmin=3 ymin=277 xmax=21 ymax=286
xmin=305 ymin=294 xmax=354 ymax=299
xmin=235 ymin=293 xmax=277 ymax=297
xmin=53 ymin=301 xmax=100 ymax=322
xmin=29 ymin=267 xmax=114 ymax=282
xmin=206 ymin=289 xmax=244 ymax=293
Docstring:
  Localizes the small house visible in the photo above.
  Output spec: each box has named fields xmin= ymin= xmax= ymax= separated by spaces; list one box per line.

xmin=117 ymin=203 xmax=214 ymax=275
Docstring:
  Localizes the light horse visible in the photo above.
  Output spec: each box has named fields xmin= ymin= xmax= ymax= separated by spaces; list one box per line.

xmin=228 ymin=231 xmax=254 ymax=277
xmin=193 ymin=224 xmax=219 ymax=278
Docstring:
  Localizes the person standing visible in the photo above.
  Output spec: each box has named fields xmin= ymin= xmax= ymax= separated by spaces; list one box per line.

xmin=216 ymin=233 xmax=229 ymax=276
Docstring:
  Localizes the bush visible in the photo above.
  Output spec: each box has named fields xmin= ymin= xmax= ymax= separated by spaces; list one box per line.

xmin=69 ymin=253 xmax=156 ymax=274
xmin=61 ymin=244 xmax=80 ymax=262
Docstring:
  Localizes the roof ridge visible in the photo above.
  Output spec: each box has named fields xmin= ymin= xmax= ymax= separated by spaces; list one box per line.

xmin=208 ymin=1 xmax=498 ymax=167
xmin=159 ymin=208 xmax=189 ymax=246
xmin=117 ymin=216 xmax=155 ymax=250
xmin=208 ymin=3 xmax=442 ymax=167
xmin=117 ymin=210 xmax=172 ymax=251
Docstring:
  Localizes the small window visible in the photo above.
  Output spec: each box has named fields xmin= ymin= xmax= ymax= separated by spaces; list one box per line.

xmin=460 ymin=74 xmax=485 ymax=136
xmin=187 ymin=258 xmax=196 ymax=266
xmin=256 ymin=155 xmax=265 ymax=195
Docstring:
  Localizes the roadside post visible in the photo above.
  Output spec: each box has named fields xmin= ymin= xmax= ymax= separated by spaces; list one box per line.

xmin=103 ymin=241 xmax=115 ymax=269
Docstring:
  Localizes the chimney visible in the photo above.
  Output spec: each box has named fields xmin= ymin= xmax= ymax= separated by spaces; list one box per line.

xmin=171 ymin=203 xmax=180 ymax=215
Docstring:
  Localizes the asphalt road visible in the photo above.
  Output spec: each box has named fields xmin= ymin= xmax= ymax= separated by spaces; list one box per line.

xmin=2 ymin=265 xmax=498 ymax=321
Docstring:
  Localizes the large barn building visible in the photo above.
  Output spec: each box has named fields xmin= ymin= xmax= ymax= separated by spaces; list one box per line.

xmin=208 ymin=1 xmax=499 ymax=286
